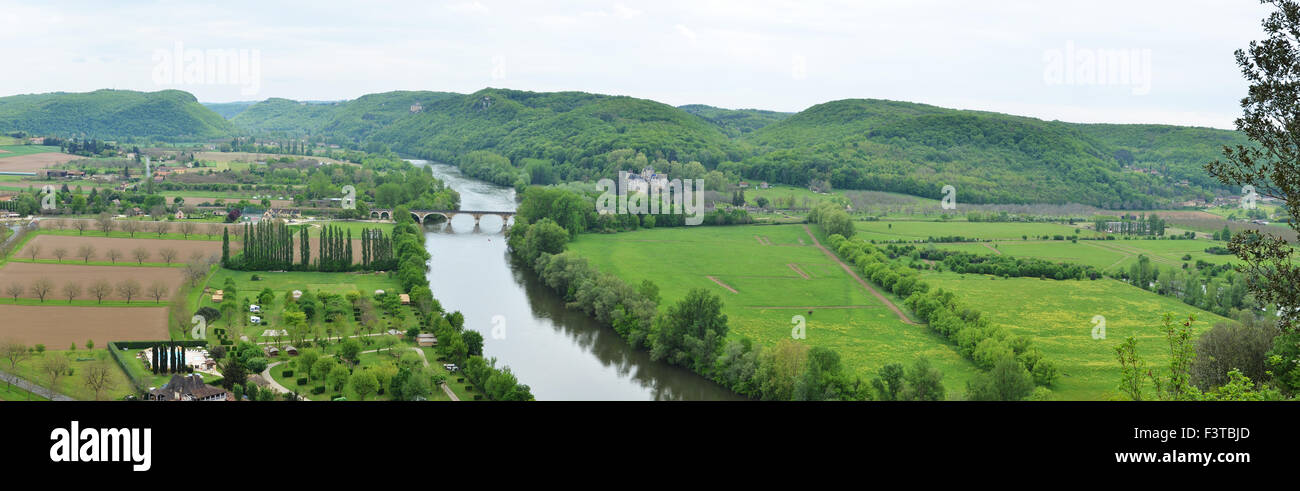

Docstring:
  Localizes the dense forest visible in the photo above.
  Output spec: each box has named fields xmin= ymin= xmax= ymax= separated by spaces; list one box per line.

xmin=229 ymin=90 xmax=1245 ymax=209
xmin=0 ymin=89 xmax=234 ymax=140
xmin=734 ymin=99 xmax=1251 ymax=209
xmin=201 ymin=101 xmax=257 ymax=119
xmin=676 ymin=104 xmax=792 ymax=137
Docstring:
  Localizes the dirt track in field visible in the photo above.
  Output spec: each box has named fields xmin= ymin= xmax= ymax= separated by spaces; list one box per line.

xmin=705 ymin=275 xmax=739 ymax=294
xmin=802 ymin=225 xmax=919 ymax=325
xmin=0 ymin=262 xmax=186 ymax=301
xmin=0 ymin=304 xmax=167 ymax=347
xmin=21 ymin=235 xmax=226 ymax=262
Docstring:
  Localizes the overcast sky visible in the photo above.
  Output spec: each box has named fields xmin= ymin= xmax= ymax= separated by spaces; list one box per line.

xmin=0 ymin=0 xmax=1276 ymax=129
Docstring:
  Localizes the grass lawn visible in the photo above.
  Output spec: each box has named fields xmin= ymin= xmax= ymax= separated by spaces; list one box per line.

xmin=920 ymin=272 xmax=1231 ymax=400
xmin=566 ymin=223 xmax=983 ymax=398
xmin=4 ymin=350 xmax=134 ymax=400
xmin=0 ymin=381 xmax=49 ymax=401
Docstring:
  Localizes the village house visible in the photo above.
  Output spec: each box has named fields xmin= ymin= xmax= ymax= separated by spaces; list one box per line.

xmin=147 ymin=374 xmax=230 ymax=401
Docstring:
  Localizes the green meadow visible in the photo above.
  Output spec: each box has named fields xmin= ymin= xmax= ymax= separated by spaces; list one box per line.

xmin=0 ymin=145 xmax=60 ymax=158
xmin=566 ymin=224 xmax=983 ymax=397
xmin=853 ymin=220 xmax=1104 ymax=243
xmin=921 ymin=272 xmax=1231 ymax=400
xmin=925 ymin=236 xmax=1239 ymax=273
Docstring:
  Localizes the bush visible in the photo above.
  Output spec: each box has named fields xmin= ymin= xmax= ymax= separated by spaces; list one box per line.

xmin=296 ymin=377 xmax=308 ymax=385
xmin=282 ymin=370 xmax=293 ymax=377
xmin=311 ymin=386 xmax=326 ymax=394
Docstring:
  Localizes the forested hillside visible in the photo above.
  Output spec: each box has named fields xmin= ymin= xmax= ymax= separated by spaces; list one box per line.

xmin=317 ymin=90 xmax=459 ymax=142
xmin=731 ymin=99 xmax=1243 ymax=209
xmin=371 ymin=89 xmax=739 ymax=166
xmin=228 ymin=98 xmax=340 ymax=134
xmin=0 ymin=89 xmax=234 ymax=140
xmin=5 ymin=87 xmax=1242 ymax=208
xmin=202 ymin=101 xmax=257 ymax=119
xmin=677 ymin=104 xmax=791 ymax=136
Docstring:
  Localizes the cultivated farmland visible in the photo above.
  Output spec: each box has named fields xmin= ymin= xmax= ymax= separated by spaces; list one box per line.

xmin=0 ymin=262 xmax=186 ymax=301
xmin=21 ymin=235 xmax=227 ymax=263
xmin=0 ymin=304 xmax=168 ymax=347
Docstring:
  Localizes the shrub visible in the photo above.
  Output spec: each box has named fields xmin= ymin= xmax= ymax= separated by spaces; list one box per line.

xmin=311 ymin=385 xmax=326 ymax=394
xmin=296 ymin=377 xmax=308 ymax=385
xmin=282 ymin=370 xmax=293 ymax=377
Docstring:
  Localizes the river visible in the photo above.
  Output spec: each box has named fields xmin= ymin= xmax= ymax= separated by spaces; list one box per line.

xmin=410 ymin=160 xmax=742 ymax=401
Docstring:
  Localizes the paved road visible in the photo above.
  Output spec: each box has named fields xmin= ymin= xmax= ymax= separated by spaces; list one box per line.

xmin=0 ymin=370 xmax=75 ymax=401
xmin=802 ymin=225 xmax=920 ymax=325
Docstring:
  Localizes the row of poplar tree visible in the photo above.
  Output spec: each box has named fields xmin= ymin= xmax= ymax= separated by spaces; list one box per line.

xmin=220 ymin=221 xmax=397 ymax=272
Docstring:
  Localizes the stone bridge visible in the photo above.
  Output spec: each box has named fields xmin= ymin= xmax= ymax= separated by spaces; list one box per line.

xmin=369 ymin=209 xmax=515 ymax=227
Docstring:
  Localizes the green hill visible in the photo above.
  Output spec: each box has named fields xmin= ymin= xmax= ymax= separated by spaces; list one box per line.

xmin=226 ymin=90 xmax=1245 ymax=209
xmin=368 ymin=88 xmax=742 ymax=168
xmin=202 ymin=101 xmax=258 ymax=119
xmin=228 ymin=98 xmax=340 ymax=135
xmin=319 ymin=90 xmax=459 ymax=142
xmin=0 ymin=89 xmax=233 ymax=140
xmin=677 ymin=104 xmax=791 ymax=137
xmin=734 ymin=99 xmax=1244 ymax=209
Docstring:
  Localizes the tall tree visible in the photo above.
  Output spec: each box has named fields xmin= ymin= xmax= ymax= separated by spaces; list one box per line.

xmin=1206 ymin=0 xmax=1300 ymax=332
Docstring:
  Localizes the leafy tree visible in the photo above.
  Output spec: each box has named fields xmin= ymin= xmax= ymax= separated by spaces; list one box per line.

xmin=872 ymin=363 xmax=905 ymax=401
xmin=650 ymin=288 xmax=729 ymax=375
xmin=1205 ymin=0 xmax=1300 ymax=334
xmin=901 ymin=357 xmax=946 ymax=401
xmin=349 ymin=370 xmax=379 ymax=401
xmin=327 ymin=365 xmax=350 ymax=392
xmin=218 ymin=357 xmax=247 ymax=390
xmin=965 ymin=358 xmax=1034 ymax=401
xmin=462 ymin=330 xmax=484 ymax=357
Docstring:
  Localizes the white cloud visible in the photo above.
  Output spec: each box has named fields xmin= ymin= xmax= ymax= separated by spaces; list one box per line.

xmin=446 ymin=1 xmax=490 ymax=14
xmin=675 ymin=24 xmax=697 ymax=42
xmin=612 ymin=4 xmax=643 ymax=19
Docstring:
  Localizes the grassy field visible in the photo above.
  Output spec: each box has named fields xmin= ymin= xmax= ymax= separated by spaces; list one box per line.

xmin=921 ymin=271 xmax=1231 ymax=400
xmin=923 ymin=235 xmax=1239 ymax=273
xmin=4 ymin=350 xmax=134 ymax=400
xmin=566 ymin=224 xmax=983 ymax=397
xmin=853 ymin=220 xmax=1104 ymax=242
xmin=0 ymin=145 xmax=60 ymax=158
